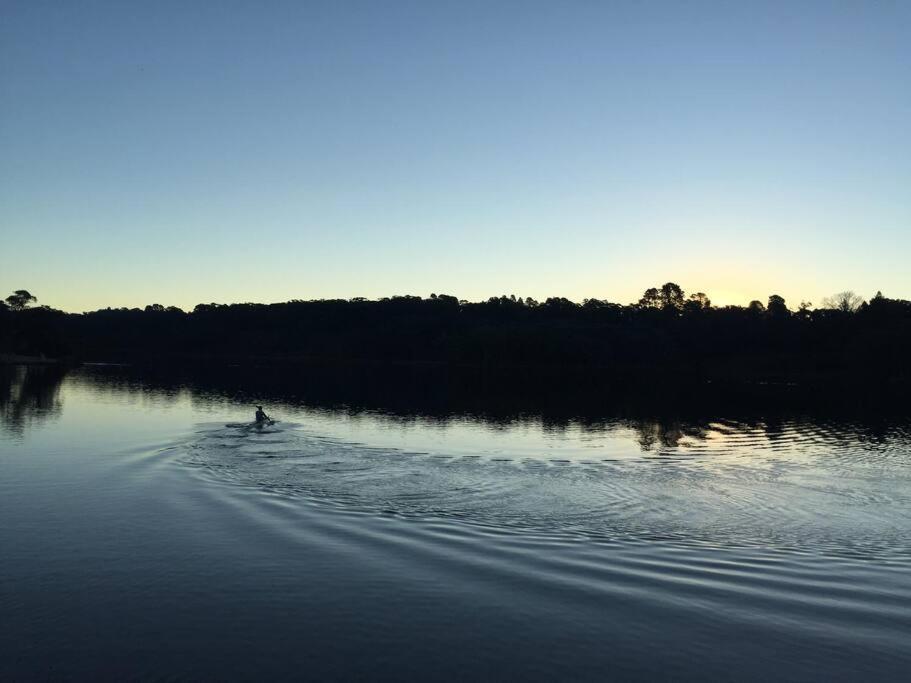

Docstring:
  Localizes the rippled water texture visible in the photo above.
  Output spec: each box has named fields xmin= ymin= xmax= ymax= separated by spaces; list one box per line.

xmin=184 ymin=417 xmax=911 ymax=558
xmin=2 ymin=364 xmax=910 ymax=680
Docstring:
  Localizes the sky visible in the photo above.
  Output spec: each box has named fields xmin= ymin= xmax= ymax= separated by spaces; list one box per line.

xmin=1 ymin=1 xmax=909 ymax=312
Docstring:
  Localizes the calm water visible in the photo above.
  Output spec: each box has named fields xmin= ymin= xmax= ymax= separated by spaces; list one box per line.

xmin=2 ymin=364 xmax=910 ymax=681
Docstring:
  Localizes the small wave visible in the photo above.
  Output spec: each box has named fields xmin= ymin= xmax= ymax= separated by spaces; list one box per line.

xmin=174 ymin=419 xmax=911 ymax=560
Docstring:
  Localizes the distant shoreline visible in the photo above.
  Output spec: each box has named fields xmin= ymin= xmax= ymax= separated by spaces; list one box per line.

xmin=3 ymin=292 xmax=908 ymax=391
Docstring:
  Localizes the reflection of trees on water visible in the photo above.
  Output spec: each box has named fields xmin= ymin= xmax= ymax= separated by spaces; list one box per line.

xmin=632 ymin=419 xmax=714 ymax=451
xmin=52 ymin=364 xmax=911 ymax=452
xmin=628 ymin=416 xmax=911 ymax=453
xmin=0 ymin=365 xmax=67 ymax=437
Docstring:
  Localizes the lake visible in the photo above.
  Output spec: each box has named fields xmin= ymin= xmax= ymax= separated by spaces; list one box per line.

xmin=2 ymin=363 xmax=910 ymax=680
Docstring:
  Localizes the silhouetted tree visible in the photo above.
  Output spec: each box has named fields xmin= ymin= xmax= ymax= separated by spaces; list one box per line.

xmin=638 ymin=287 xmax=662 ymax=309
xmin=660 ymin=283 xmax=685 ymax=311
xmin=822 ymin=291 xmax=864 ymax=313
xmin=683 ymin=292 xmax=711 ymax=314
xmin=5 ymin=290 xmax=37 ymax=311
xmin=638 ymin=283 xmax=685 ymax=311
xmin=767 ymin=294 xmax=789 ymax=318
xmin=795 ymin=300 xmax=813 ymax=321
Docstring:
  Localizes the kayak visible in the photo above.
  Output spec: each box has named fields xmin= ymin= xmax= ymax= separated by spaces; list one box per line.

xmin=225 ymin=419 xmax=277 ymax=429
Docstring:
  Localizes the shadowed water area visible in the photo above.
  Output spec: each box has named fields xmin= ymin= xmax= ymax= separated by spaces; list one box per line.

xmin=2 ymin=364 xmax=910 ymax=680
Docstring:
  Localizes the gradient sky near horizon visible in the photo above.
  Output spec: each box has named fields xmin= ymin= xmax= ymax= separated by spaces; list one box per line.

xmin=1 ymin=1 xmax=909 ymax=312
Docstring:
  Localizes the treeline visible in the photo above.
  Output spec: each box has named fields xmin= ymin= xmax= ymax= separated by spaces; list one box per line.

xmin=2 ymin=285 xmax=910 ymax=385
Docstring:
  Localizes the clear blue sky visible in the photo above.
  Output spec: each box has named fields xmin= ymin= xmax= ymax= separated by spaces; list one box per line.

xmin=1 ymin=1 xmax=909 ymax=312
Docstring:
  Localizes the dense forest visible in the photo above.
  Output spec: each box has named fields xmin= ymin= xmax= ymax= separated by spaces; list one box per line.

xmin=1 ymin=285 xmax=909 ymax=386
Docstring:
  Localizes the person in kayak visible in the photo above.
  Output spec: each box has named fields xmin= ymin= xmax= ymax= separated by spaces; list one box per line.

xmin=255 ymin=405 xmax=270 ymax=424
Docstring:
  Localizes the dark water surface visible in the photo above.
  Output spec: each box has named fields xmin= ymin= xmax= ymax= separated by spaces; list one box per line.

xmin=2 ymin=364 xmax=910 ymax=680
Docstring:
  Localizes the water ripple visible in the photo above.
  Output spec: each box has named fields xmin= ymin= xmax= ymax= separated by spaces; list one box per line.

xmin=177 ymin=420 xmax=911 ymax=561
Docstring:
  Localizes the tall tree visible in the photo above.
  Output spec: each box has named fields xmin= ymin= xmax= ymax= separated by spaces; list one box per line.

xmin=660 ymin=282 xmax=685 ymax=310
xmin=822 ymin=291 xmax=865 ymax=313
xmin=5 ymin=290 xmax=37 ymax=311
xmin=767 ymin=294 xmax=789 ymax=318
xmin=684 ymin=292 xmax=711 ymax=313
xmin=638 ymin=287 xmax=662 ymax=309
